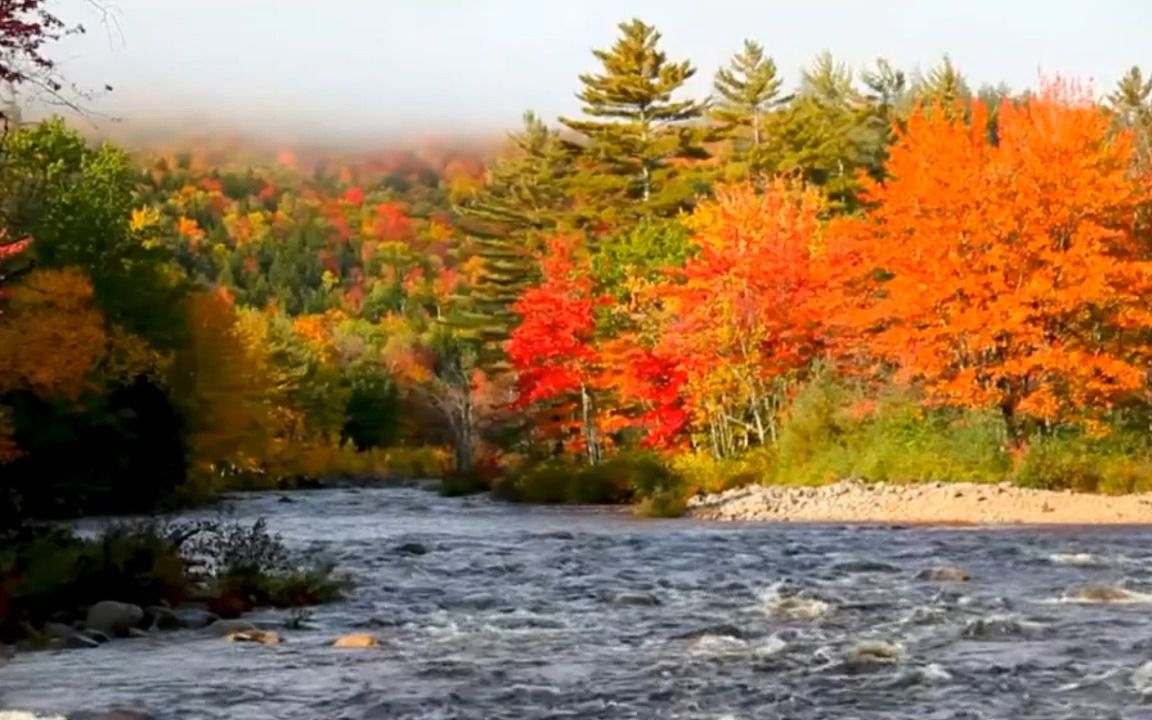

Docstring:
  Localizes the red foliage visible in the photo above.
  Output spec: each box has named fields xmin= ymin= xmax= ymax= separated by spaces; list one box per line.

xmin=343 ymin=186 xmax=365 ymax=205
xmin=507 ymin=236 xmax=600 ymax=406
xmin=0 ymin=0 xmax=69 ymax=92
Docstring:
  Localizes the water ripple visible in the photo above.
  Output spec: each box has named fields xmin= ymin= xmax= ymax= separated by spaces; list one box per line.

xmin=5 ymin=488 xmax=1152 ymax=719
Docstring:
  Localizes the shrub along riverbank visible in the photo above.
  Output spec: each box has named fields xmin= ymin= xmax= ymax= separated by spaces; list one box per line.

xmin=0 ymin=518 xmax=349 ymax=648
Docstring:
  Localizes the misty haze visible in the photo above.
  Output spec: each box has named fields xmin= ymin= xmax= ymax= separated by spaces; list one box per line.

xmin=3 ymin=2 xmax=1152 ymax=719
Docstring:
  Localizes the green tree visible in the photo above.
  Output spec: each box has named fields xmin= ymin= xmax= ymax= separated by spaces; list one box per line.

xmin=453 ymin=112 xmax=573 ymax=357
xmin=1108 ymin=66 xmax=1152 ymax=166
xmin=912 ymin=55 xmax=972 ymax=115
xmin=710 ymin=39 xmax=785 ymax=176
xmin=771 ymin=53 xmax=879 ymax=211
xmin=559 ymin=18 xmax=709 ymax=224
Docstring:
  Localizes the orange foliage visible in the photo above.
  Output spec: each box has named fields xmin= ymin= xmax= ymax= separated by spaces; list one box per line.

xmin=830 ymin=80 xmax=1152 ymax=434
xmin=655 ymin=180 xmax=829 ymax=433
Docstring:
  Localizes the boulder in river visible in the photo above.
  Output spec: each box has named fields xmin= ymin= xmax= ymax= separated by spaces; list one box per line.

xmin=69 ymin=711 xmax=156 ymax=720
xmin=395 ymin=541 xmax=429 ymax=556
xmin=205 ymin=619 xmax=258 ymax=636
xmin=609 ymin=591 xmax=662 ymax=607
xmin=672 ymin=624 xmax=747 ymax=641
xmin=916 ymin=566 xmax=972 ymax=582
xmin=333 ymin=632 xmax=381 ymax=648
xmin=42 ymin=622 xmax=101 ymax=649
xmin=86 ymin=601 xmax=144 ymax=637
xmin=1068 ymin=585 xmax=1140 ymax=603
xmin=226 ymin=629 xmax=282 ymax=645
xmin=145 ymin=606 xmax=182 ymax=631
xmin=174 ymin=607 xmax=219 ymax=629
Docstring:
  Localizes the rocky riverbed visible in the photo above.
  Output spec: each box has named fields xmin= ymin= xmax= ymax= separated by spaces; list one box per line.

xmin=9 ymin=487 xmax=1152 ymax=719
xmin=688 ymin=478 xmax=1152 ymax=524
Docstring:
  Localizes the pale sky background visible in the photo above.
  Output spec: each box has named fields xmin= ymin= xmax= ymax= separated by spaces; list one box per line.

xmin=39 ymin=0 xmax=1152 ymax=143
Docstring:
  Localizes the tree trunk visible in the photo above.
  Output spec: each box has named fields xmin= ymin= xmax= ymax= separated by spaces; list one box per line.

xmin=580 ymin=382 xmax=602 ymax=465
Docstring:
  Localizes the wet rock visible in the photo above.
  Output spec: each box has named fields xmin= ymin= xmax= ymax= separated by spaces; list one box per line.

xmin=610 ymin=591 xmax=662 ymax=607
xmin=83 ymin=630 xmax=111 ymax=645
xmin=961 ymin=615 xmax=1032 ymax=639
xmin=1068 ymin=585 xmax=1138 ymax=603
xmin=86 ymin=601 xmax=144 ymax=637
xmin=396 ymin=541 xmax=429 ymax=556
xmin=672 ymin=624 xmax=747 ymax=641
xmin=832 ymin=560 xmax=900 ymax=574
xmin=333 ymin=632 xmax=381 ymax=648
xmin=542 ymin=531 xmax=576 ymax=540
xmin=70 ymin=710 xmax=156 ymax=720
xmin=842 ymin=640 xmax=905 ymax=669
xmin=226 ymin=629 xmax=282 ymax=645
xmin=174 ymin=607 xmax=219 ymax=629
xmin=127 ymin=627 xmax=151 ymax=639
xmin=204 ymin=619 xmax=257 ymax=636
xmin=278 ymin=495 xmax=295 ymax=503
xmin=144 ymin=606 xmax=182 ymax=631
xmin=41 ymin=621 xmax=100 ymax=649
xmin=916 ymin=566 xmax=972 ymax=582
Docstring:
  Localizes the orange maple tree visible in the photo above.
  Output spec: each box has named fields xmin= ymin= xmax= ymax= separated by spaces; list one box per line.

xmin=830 ymin=80 xmax=1152 ymax=440
xmin=653 ymin=179 xmax=829 ymax=448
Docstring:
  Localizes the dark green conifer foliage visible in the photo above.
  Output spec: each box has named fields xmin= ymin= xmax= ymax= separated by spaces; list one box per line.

xmin=710 ymin=39 xmax=785 ymax=176
xmin=452 ymin=112 xmax=573 ymax=363
xmin=559 ymin=18 xmax=710 ymax=225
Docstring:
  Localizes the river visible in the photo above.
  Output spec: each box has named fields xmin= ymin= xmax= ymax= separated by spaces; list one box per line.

xmin=4 ymin=487 xmax=1152 ymax=719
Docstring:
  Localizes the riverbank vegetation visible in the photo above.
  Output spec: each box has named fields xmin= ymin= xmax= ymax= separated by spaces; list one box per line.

xmin=5 ymin=12 xmax=1152 ymax=529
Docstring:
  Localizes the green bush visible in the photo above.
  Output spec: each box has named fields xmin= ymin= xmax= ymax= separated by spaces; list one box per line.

xmin=0 ymin=516 xmax=348 ymax=642
xmin=493 ymin=450 xmax=685 ymax=507
xmin=1012 ymin=430 xmax=1152 ymax=494
xmin=771 ymin=373 xmax=1009 ymax=486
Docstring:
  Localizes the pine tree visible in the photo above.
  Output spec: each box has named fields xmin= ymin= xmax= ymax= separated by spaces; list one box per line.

xmin=559 ymin=18 xmax=709 ymax=224
xmin=1108 ymin=66 xmax=1152 ymax=166
xmin=859 ymin=58 xmax=909 ymax=179
xmin=771 ymin=52 xmax=878 ymax=211
xmin=913 ymin=55 xmax=971 ymax=116
xmin=451 ymin=112 xmax=575 ymax=362
xmin=710 ymin=39 xmax=784 ymax=174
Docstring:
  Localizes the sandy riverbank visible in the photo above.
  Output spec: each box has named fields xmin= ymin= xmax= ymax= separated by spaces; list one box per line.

xmin=687 ymin=479 xmax=1152 ymax=525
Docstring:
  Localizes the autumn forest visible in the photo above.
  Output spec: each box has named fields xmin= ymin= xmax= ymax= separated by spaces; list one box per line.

xmin=6 ymin=17 xmax=1152 ymax=523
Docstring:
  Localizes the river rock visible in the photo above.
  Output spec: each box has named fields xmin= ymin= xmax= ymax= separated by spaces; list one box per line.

xmin=916 ymin=566 xmax=972 ymax=582
xmin=69 ymin=711 xmax=156 ymax=720
xmin=86 ymin=601 xmax=145 ymax=637
xmin=226 ymin=629 xmax=282 ymax=645
xmin=609 ymin=591 xmax=662 ymax=607
xmin=174 ymin=607 xmax=219 ymax=629
xmin=1069 ymin=585 xmax=1136 ymax=602
xmin=145 ymin=606 xmax=182 ymax=631
xmin=673 ymin=624 xmax=747 ymax=641
xmin=333 ymin=632 xmax=381 ymax=648
xmin=395 ymin=542 xmax=429 ymax=556
xmin=83 ymin=630 xmax=111 ymax=644
xmin=205 ymin=619 xmax=257 ymax=636
xmin=127 ymin=627 xmax=151 ymax=639
xmin=42 ymin=622 xmax=100 ymax=649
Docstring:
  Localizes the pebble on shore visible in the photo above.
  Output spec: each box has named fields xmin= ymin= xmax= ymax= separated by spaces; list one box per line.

xmin=687 ymin=478 xmax=1152 ymax=525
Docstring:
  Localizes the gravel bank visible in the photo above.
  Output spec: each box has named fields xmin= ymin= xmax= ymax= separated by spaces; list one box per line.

xmin=687 ymin=479 xmax=1152 ymax=525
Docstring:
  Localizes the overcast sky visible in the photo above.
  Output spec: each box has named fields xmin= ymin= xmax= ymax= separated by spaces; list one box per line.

xmin=43 ymin=0 xmax=1152 ymax=141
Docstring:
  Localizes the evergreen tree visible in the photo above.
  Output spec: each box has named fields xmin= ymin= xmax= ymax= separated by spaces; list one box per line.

xmin=772 ymin=52 xmax=878 ymax=211
xmin=913 ymin=55 xmax=971 ymax=116
xmin=559 ymin=18 xmax=709 ymax=224
xmin=1108 ymin=66 xmax=1152 ymax=166
xmin=710 ymin=39 xmax=784 ymax=175
xmin=859 ymin=58 xmax=909 ymax=179
xmin=452 ymin=112 xmax=574 ymax=361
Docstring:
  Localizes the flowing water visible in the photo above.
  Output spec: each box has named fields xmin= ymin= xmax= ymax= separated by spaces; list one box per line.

xmin=5 ymin=488 xmax=1152 ymax=719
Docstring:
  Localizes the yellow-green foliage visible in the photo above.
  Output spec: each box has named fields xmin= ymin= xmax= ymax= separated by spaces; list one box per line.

xmin=493 ymin=451 xmax=686 ymax=513
xmin=771 ymin=374 xmax=1010 ymax=486
xmin=219 ymin=443 xmax=453 ymax=490
xmin=1013 ymin=431 xmax=1152 ymax=494
xmin=672 ymin=447 xmax=776 ymax=496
